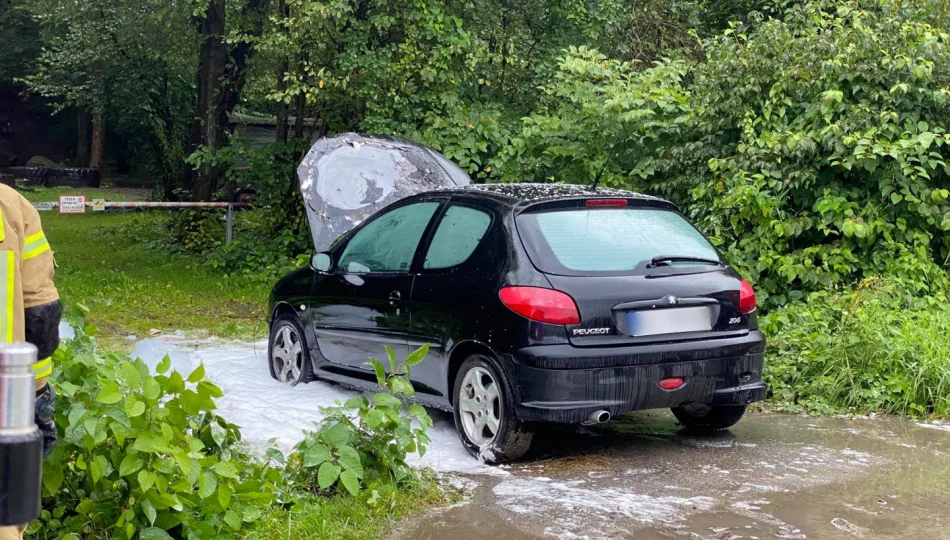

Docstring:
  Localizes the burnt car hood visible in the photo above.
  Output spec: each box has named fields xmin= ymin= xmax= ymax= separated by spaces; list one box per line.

xmin=297 ymin=133 xmax=472 ymax=252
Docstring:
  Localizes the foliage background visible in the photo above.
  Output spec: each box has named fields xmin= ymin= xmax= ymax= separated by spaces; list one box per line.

xmin=6 ymin=0 xmax=950 ymax=418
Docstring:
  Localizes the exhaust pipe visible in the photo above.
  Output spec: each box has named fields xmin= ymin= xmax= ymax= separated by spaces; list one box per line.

xmin=582 ymin=410 xmax=611 ymax=425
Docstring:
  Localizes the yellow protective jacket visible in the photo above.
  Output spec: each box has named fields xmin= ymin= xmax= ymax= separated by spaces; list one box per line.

xmin=0 ymin=184 xmax=61 ymax=387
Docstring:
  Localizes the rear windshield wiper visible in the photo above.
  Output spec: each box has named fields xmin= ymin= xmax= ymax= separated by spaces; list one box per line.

xmin=647 ymin=255 xmax=724 ymax=268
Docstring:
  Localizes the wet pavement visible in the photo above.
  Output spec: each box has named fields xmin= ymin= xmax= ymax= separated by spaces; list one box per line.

xmin=395 ymin=411 xmax=950 ymax=540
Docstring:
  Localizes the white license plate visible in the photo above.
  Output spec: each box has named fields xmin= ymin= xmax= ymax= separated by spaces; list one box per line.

xmin=624 ymin=306 xmax=712 ymax=336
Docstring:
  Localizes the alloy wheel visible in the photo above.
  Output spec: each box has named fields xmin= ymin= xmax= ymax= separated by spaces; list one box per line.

xmin=272 ymin=323 xmax=303 ymax=385
xmin=458 ymin=366 xmax=502 ymax=446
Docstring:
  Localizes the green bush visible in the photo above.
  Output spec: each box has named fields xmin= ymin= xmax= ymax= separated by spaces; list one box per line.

xmin=32 ymin=315 xmax=279 ymax=540
xmin=501 ymin=0 xmax=950 ymax=308
xmin=292 ymin=345 xmax=433 ymax=496
xmin=762 ymin=277 xmax=950 ymax=416
xmin=31 ymin=312 xmax=436 ymax=539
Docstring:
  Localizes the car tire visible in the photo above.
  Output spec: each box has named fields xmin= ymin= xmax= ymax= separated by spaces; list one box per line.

xmin=452 ymin=354 xmax=533 ymax=463
xmin=268 ymin=314 xmax=314 ymax=386
xmin=671 ymin=404 xmax=747 ymax=432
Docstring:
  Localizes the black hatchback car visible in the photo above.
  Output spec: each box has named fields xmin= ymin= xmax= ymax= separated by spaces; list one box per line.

xmin=268 ymin=178 xmax=766 ymax=462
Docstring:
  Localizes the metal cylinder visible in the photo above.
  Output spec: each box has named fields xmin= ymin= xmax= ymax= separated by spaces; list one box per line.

xmin=0 ymin=342 xmax=43 ymax=526
xmin=0 ymin=343 xmax=38 ymax=435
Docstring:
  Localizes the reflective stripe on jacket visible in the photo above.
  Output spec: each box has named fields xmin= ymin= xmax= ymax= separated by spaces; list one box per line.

xmin=0 ymin=185 xmax=60 ymax=384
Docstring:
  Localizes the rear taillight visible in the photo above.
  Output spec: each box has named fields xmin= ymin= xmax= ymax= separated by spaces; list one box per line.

xmin=499 ymin=286 xmax=581 ymax=325
xmin=739 ymin=279 xmax=756 ymax=314
xmin=585 ymin=199 xmax=628 ymax=207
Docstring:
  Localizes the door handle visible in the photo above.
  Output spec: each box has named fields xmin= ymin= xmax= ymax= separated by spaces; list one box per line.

xmin=388 ymin=290 xmax=401 ymax=306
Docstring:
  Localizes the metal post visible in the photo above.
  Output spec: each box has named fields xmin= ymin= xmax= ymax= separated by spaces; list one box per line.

xmin=225 ymin=203 xmax=234 ymax=246
xmin=0 ymin=343 xmax=42 ymax=526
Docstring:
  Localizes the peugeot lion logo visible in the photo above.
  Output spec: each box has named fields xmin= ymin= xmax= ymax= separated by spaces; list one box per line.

xmin=667 ymin=295 xmax=679 ymax=305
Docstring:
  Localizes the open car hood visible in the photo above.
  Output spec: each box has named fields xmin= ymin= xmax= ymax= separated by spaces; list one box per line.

xmin=297 ymin=133 xmax=472 ymax=252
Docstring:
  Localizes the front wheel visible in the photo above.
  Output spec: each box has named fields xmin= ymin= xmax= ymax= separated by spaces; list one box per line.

xmin=268 ymin=314 xmax=314 ymax=386
xmin=453 ymin=355 xmax=533 ymax=463
xmin=672 ymin=404 xmax=747 ymax=432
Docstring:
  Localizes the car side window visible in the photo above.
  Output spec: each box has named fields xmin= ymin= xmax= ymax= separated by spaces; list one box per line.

xmin=424 ymin=205 xmax=492 ymax=270
xmin=338 ymin=202 xmax=440 ymax=273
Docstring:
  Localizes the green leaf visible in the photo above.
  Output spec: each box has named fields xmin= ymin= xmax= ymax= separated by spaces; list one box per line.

xmin=372 ymin=392 xmax=402 ymax=409
xmin=324 ymin=422 xmax=350 ymax=448
xmin=133 ymin=433 xmax=173 ymax=454
xmin=198 ymin=471 xmax=218 ymax=499
xmin=156 ymin=355 xmax=171 ymax=374
xmin=125 ymin=398 xmax=146 ymax=418
xmin=119 ymin=454 xmax=144 ymax=477
xmin=187 ymin=364 xmax=205 ymax=383
xmin=339 ymin=470 xmax=361 ymax=495
xmin=143 ymin=377 xmax=162 ymax=401
xmin=198 ymin=380 xmax=223 ymax=398
xmin=303 ymin=444 xmax=331 ymax=468
xmin=120 ymin=360 xmax=142 ymax=389
xmin=390 ymin=375 xmax=414 ymax=396
xmin=360 ymin=407 xmax=386 ymax=429
xmin=138 ymin=470 xmax=155 ymax=492
xmin=141 ymin=499 xmax=157 ymax=526
xmin=368 ymin=358 xmax=386 ymax=387
xmin=384 ymin=345 xmax=398 ymax=374
xmin=42 ymin=461 xmax=63 ymax=494
xmin=317 ymin=462 xmax=341 ymax=490
xmin=167 ymin=371 xmax=185 ymax=394
xmin=213 ymin=461 xmax=239 ymax=479
xmin=140 ymin=527 xmax=174 ymax=540
xmin=95 ymin=382 xmax=122 ymax=404
xmin=337 ymin=446 xmax=363 ymax=478
xmin=224 ymin=509 xmax=241 ymax=530
xmin=218 ymin=483 xmax=232 ymax=509
xmin=403 ymin=344 xmax=429 ymax=367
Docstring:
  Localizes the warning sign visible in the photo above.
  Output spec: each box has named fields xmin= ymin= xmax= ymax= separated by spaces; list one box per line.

xmin=92 ymin=199 xmax=105 ymax=212
xmin=59 ymin=195 xmax=86 ymax=214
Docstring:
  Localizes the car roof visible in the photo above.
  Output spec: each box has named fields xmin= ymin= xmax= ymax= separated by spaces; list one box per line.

xmin=431 ymin=182 xmax=675 ymax=210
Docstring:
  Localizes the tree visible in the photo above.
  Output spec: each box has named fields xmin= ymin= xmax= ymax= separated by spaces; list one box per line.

xmin=191 ymin=0 xmax=270 ymax=201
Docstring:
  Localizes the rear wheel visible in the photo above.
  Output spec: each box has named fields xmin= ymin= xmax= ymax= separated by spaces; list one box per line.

xmin=672 ymin=404 xmax=747 ymax=432
xmin=453 ymin=355 xmax=533 ymax=463
xmin=268 ymin=315 xmax=314 ymax=386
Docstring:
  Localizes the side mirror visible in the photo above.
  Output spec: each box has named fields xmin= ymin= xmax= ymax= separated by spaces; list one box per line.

xmin=311 ymin=252 xmax=332 ymax=273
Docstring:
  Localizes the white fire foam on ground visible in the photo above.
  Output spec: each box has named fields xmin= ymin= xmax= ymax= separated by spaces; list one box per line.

xmin=492 ymin=477 xmax=717 ymax=539
xmin=129 ymin=335 xmax=503 ymax=476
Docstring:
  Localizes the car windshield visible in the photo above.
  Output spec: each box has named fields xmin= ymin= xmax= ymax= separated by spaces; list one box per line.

xmin=516 ymin=207 xmax=720 ymax=275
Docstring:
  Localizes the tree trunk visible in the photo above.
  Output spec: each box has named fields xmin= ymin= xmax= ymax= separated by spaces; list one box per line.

xmin=193 ymin=0 xmax=228 ymax=201
xmin=275 ymin=0 xmax=290 ymax=144
xmin=293 ymin=92 xmax=306 ymax=140
xmin=191 ymin=0 xmax=270 ymax=201
xmin=76 ymin=110 xmax=91 ymax=167
xmin=89 ymin=110 xmax=105 ymax=170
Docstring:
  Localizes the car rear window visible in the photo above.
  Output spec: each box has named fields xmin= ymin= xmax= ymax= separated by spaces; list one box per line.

xmin=516 ymin=207 xmax=719 ymax=274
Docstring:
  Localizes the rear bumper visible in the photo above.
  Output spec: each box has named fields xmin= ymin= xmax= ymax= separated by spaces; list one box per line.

xmin=502 ymin=332 xmax=767 ymax=424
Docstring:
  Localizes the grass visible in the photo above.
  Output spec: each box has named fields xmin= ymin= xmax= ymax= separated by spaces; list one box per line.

xmin=21 ymin=187 xmax=270 ymax=350
xmin=762 ymin=276 xmax=950 ymax=418
xmin=250 ymin=475 xmax=458 ymax=540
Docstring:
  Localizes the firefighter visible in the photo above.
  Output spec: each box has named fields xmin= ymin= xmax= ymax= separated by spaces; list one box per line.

xmin=0 ymin=184 xmax=62 ymax=540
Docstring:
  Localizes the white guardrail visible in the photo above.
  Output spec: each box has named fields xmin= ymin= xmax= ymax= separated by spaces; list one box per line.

xmin=33 ymin=196 xmax=249 ymax=245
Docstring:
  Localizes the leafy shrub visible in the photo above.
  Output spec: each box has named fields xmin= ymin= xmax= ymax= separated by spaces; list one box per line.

xmin=31 ymin=314 xmax=437 ymax=539
xmin=33 ymin=317 xmax=279 ymax=539
xmin=762 ymin=276 xmax=950 ymax=416
xmin=501 ymin=0 xmax=950 ymax=308
xmin=292 ymin=345 xmax=432 ymax=496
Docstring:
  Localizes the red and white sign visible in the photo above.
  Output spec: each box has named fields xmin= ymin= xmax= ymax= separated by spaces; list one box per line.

xmin=59 ymin=195 xmax=86 ymax=214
